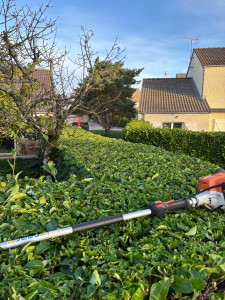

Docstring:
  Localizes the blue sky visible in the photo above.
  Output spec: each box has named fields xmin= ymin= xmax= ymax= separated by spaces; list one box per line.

xmin=17 ymin=0 xmax=225 ymax=87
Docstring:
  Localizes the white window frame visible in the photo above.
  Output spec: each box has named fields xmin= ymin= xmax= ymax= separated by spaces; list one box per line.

xmin=162 ymin=122 xmax=185 ymax=129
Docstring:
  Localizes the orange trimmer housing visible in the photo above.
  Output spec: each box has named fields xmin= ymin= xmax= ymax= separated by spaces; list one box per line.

xmin=197 ymin=169 xmax=225 ymax=193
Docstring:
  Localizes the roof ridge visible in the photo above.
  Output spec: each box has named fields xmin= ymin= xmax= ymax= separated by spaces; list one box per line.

xmin=143 ymin=78 xmax=191 ymax=80
xmin=34 ymin=69 xmax=50 ymax=71
xmin=193 ymin=47 xmax=225 ymax=50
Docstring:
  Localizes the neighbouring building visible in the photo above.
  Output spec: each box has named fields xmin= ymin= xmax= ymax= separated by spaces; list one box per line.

xmin=138 ymin=78 xmax=211 ymax=131
xmin=132 ymin=88 xmax=141 ymax=109
xmin=187 ymin=47 xmax=225 ymax=131
xmin=138 ymin=47 xmax=225 ymax=131
xmin=66 ymin=113 xmax=89 ymax=126
xmin=0 ymin=69 xmax=51 ymax=156
xmin=0 ymin=69 xmax=88 ymax=156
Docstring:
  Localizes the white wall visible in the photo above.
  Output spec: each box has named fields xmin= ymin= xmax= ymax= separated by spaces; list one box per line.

xmin=187 ymin=52 xmax=204 ymax=96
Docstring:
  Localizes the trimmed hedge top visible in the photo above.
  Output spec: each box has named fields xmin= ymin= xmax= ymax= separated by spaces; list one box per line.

xmin=124 ymin=119 xmax=225 ymax=167
xmin=0 ymin=128 xmax=224 ymax=299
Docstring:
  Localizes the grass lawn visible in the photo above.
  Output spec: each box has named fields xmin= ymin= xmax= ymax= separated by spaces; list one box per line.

xmin=89 ymin=129 xmax=124 ymax=139
xmin=0 ymin=158 xmax=43 ymax=178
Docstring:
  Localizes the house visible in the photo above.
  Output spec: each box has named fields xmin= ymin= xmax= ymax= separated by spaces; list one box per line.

xmin=138 ymin=47 xmax=225 ymax=131
xmin=0 ymin=69 xmax=88 ymax=156
xmin=132 ymin=88 xmax=141 ymax=109
xmin=9 ymin=69 xmax=52 ymax=115
xmin=0 ymin=69 xmax=51 ymax=156
xmin=138 ymin=78 xmax=211 ymax=130
xmin=187 ymin=47 xmax=225 ymax=131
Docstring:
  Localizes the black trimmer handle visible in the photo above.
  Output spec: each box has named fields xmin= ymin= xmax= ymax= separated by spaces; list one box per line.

xmin=149 ymin=198 xmax=190 ymax=217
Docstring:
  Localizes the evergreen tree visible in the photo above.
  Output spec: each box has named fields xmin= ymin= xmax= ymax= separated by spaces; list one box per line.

xmin=79 ymin=60 xmax=142 ymax=136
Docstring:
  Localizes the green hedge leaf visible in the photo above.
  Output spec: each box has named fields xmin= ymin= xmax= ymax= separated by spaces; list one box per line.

xmin=150 ymin=277 xmax=170 ymax=300
xmin=24 ymin=260 xmax=44 ymax=269
xmin=90 ymin=270 xmax=101 ymax=285
xmin=131 ymin=287 xmax=144 ymax=300
xmin=171 ymin=277 xmax=193 ymax=294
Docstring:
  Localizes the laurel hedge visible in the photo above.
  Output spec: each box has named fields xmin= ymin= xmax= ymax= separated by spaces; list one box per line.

xmin=124 ymin=119 xmax=225 ymax=167
xmin=0 ymin=128 xmax=224 ymax=299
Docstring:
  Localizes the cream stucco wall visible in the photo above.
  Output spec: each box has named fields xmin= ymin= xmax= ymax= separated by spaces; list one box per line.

xmin=203 ymin=66 xmax=225 ymax=109
xmin=187 ymin=52 xmax=204 ymax=96
xmin=203 ymin=66 xmax=225 ymax=131
xmin=141 ymin=113 xmax=210 ymax=131
xmin=209 ymin=112 xmax=225 ymax=131
xmin=187 ymin=61 xmax=225 ymax=131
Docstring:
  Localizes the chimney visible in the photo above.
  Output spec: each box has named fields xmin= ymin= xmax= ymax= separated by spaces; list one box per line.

xmin=165 ymin=72 xmax=167 ymax=79
xmin=176 ymin=73 xmax=187 ymax=78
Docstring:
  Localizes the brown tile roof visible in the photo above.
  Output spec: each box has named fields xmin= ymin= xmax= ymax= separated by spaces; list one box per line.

xmin=194 ymin=47 xmax=225 ymax=66
xmin=132 ymin=88 xmax=141 ymax=103
xmin=32 ymin=69 xmax=51 ymax=89
xmin=139 ymin=78 xmax=211 ymax=113
xmin=14 ymin=69 xmax=51 ymax=91
xmin=13 ymin=69 xmax=52 ymax=113
xmin=32 ymin=69 xmax=52 ymax=113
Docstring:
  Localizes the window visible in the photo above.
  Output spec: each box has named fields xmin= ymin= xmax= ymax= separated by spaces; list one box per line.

xmin=163 ymin=122 xmax=184 ymax=129
xmin=173 ymin=123 xmax=183 ymax=129
xmin=163 ymin=123 xmax=171 ymax=129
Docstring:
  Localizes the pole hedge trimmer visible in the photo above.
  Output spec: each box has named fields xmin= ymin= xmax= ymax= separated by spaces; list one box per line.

xmin=1 ymin=169 xmax=225 ymax=250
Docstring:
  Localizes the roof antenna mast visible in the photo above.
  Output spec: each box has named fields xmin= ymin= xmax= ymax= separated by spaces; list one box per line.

xmin=184 ymin=36 xmax=199 ymax=58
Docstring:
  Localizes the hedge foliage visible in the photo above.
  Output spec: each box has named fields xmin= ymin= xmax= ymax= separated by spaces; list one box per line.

xmin=0 ymin=128 xmax=225 ymax=299
xmin=0 ymin=158 xmax=42 ymax=179
xmin=124 ymin=119 xmax=225 ymax=167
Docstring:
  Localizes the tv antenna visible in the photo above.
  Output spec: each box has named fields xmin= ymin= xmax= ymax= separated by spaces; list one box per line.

xmin=184 ymin=36 xmax=199 ymax=57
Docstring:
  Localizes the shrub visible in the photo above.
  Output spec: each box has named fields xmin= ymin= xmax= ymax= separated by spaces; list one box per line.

xmin=91 ymin=116 xmax=131 ymax=128
xmin=124 ymin=119 xmax=225 ymax=167
xmin=0 ymin=128 xmax=224 ymax=298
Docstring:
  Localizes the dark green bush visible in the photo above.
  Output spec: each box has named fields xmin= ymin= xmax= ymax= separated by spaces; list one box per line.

xmin=124 ymin=119 xmax=225 ymax=167
xmin=91 ymin=116 xmax=130 ymax=128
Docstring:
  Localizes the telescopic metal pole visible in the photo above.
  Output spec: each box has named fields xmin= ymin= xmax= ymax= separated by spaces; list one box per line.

xmin=0 ymin=209 xmax=152 ymax=249
xmin=0 ymin=197 xmax=192 ymax=250
xmin=1 ymin=173 xmax=224 ymax=250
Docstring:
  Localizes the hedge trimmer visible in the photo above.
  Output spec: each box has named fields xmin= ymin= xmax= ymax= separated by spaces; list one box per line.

xmin=1 ymin=169 xmax=225 ymax=250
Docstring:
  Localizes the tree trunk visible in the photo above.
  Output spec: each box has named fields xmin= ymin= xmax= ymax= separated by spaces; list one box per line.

xmin=104 ymin=112 xmax=112 ymax=136
xmin=95 ymin=115 xmax=111 ymax=136
xmin=43 ymin=129 xmax=60 ymax=163
xmin=105 ymin=126 xmax=111 ymax=136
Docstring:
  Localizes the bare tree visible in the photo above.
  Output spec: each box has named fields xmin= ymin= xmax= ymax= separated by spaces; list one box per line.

xmin=0 ymin=0 xmax=124 ymax=161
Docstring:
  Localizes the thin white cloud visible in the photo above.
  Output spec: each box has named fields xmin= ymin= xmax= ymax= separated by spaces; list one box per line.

xmin=12 ymin=0 xmax=225 ymax=90
xmin=176 ymin=0 xmax=225 ymax=15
